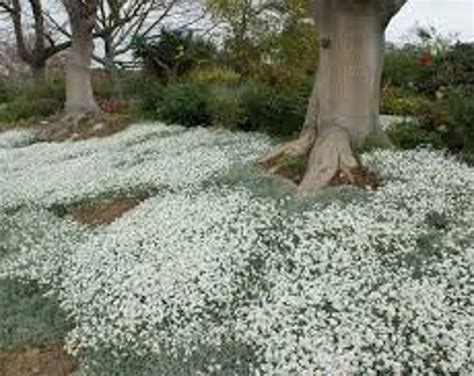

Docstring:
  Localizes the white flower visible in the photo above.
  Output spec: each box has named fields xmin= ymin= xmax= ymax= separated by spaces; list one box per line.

xmin=0 ymin=124 xmax=473 ymax=374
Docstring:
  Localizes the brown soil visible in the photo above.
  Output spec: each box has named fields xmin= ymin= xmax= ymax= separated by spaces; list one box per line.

xmin=0 ymin=343 xmax=77 ymax=376
xmin=67 ymin=197 xmax=142 ymax=228
xmin=274 ymin=158 xmax=307 ymax=185
xmin=328 ymin=166 xmax=380 ymax=190
xmin=34 ymin=112 xmax=131 ymax=142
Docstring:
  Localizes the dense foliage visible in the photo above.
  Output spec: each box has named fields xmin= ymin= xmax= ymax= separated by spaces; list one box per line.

xmin=1 ymin=126 xmax=473 ymax=374
xmin=132 ymin=29 xmax=217 ymax=83
xmin=0 ymin=27 xmax=473 ymax=157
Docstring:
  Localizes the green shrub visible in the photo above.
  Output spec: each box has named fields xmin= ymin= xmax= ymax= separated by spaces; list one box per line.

xmin=188 ymin=67 xmax=241 ymax=86
xmin=239 ymin=82 xmax=306 ymax=137
xmin=132 ymin=28 xmax=216 ymax=82
xmin=381 ymin=89 xmax=431 ymax=116
xmin=207 ymin=86 xmax=245 ymax=129
xmin=156 ymin=83 xmax=210 ymax=127
xmin=383 ymin=45 xmax=426 ymax=90
xmin=128 ymin=75 xmax=308 ymax=136
xmin=132 ymin=79 xmax=165 ymax=117
xmin=414 ymin=89 xmax=474 ymax=163
xmin=0 ymin=98 xmax=61 ymax=123
xmin=0 ymin=79 xmax=14 ymax=103
xmin=387 ymin=121 xmax=444 ymax=150
xmin=444 ymin=90 xmax=474 ymax=162
xmin=0 ymin=78 xmax=65 ymax=124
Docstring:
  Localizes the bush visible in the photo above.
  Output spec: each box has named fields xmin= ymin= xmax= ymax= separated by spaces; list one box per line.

xmin=383 ymin=46 xmax=426 ymax=90
xmin=0 ymin=79 xmax=14 ymax=103
xmin=134 ymin=77 xmax=307 ymax=136
xmin=156 ymin=83 xmax=210 ymax=127
xmin=207 ymin=86 xmax=245 ymax=130
xmin=0 ymin=78 xmax=65 ymax=123
xmin=387 ymin=121 xmax=444 ymax=150
xmin=188 ymin=67 xmax=241 ymax=86
xmin=238 ymin=82 xmax=306 ymax=137
xmin=444 ymin=90 xmax=474 ymax=161
xmin=381 ymin=88 xmax=431 ymax=116
xmin=414 ymin=89 xmax=474 ymax=163
xmin=128 ymin=78 xmax=165 ymax=118
xmin=0 ymin=98 xmax=61 ymax=123
xmin=133 ymin=29 xmax=216 ymax=82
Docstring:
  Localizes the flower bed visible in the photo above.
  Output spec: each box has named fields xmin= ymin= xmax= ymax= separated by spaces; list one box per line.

xmin=0 ymin=124 xmax=473 ymax=375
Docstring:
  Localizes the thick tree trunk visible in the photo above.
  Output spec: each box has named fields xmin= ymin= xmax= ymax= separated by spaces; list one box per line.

xmin=298 ymin=0 xmax=386 ymax=194
xmin=65 ymin=31 xmax=99 ymax=115
xmin=313 ymin=1 xmax=385 ymax=146
xmin=258 ymin=0 xmax=406 ymax=194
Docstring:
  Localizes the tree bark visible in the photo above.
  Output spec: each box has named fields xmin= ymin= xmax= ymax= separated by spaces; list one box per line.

xmin=31 ymin=63 xmax=47 ymax=82
xmin=258 ymin=0 xmax=407 ymax=194
xmin=313 ymin=0 xmax=386 ymax=146
xmin=65 ymin=33 xmax=98 ymax=114
xmin=63 ymin=0 xmax=100 ymax=116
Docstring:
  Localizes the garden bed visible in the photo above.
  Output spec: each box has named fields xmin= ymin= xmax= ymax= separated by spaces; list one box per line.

xmin=1 ymin=123 xmax=472 ymax=375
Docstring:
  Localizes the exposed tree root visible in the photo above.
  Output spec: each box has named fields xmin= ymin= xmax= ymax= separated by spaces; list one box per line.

xmin=256 ymin=132 xmax=315 ymax=184
xmin=257 ymin=127 xmax=380 ymax=194
xmin=35 ymin=111 xmax=131 ymax=142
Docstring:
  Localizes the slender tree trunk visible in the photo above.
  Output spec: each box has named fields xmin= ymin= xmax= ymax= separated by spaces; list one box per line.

xmin=63 ymin=0 xmax=99 ymax=116
xmin=104 ymin=38 xmax=123 ymax=98
xmin=65 ymin=31 xmax=99 ymax=114
xmin=31 ymin=63 xmax=46 ymax=83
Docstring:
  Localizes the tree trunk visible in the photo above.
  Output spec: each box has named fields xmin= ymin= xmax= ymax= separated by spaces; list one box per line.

xmin=63 ymin=0 xmax=99 ymax=116
xmin=298 ymin=0 xmax=386 ymax=194
xmin=258 ymin=0 xmax=406 ymax=194
xmin=65 ymin=31 xmax=99 ymax=115
xmin=104 ymin=38 xmax=123 ymax=98
xmin=311 ymin=0 xmax=386 ymax=146
xmin=31 ymin=63 xmax=46 ymax=83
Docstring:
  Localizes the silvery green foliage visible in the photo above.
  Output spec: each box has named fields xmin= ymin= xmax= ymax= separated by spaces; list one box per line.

xmin=0 ymin=123 xmax=272 ymax=209
xmin=0 ymin=125 xmax=473 ymax=374
xmin=0 ymin=208 xmax=87 ymax=286
xmin=0 ymin=129 xmax=37 ymax=149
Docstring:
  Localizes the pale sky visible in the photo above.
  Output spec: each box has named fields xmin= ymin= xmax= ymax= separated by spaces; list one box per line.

xmin=386 ymin=0 xmax=474 ymax=43
xmin=0 ymin=0 xmax=472 ymax=46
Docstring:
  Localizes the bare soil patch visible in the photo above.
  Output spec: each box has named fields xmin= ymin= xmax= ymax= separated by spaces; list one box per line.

xmin=0 ymin=343 xmax=77 ymax=376
xmin=66 ymin=197 xmax=143 ymax=228
xmin=34 ymin=112 xmax=132 ymax=142
xmin=328 ymin=166 xmax=380 ymax=190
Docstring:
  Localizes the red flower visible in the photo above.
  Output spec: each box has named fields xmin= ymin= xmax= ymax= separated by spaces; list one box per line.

xmin=419 ymin=51 xmax=433 ymax=67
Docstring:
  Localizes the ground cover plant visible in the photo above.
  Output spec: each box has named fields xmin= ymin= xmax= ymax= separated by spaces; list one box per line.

xmin=0 ymin=124 xmax=473 ymax=375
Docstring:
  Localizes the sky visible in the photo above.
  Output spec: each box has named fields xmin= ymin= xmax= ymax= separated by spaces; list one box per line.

xmin=386 ymin=0 xmax=474 ymax=43
xmin=0 ymin=0 xmax=472 ymax=46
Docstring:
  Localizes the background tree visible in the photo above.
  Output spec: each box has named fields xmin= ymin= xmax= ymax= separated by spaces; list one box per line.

xmin=259 ymin=0 xmax=408 ymax=194
xmin=133 ymin=28 xmax=216 ymax=82
xmin=0 ymin=0 xmax=70 ymax=81
xmin=61 ymin=0 xmax=99 ymax=115
xmin=94 ymin=0 xmax=182 ymax=72
xmin=206 ymin=0 xmax=318 ymax=75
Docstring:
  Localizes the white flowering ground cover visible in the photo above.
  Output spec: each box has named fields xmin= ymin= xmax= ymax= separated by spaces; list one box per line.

xmin=0 ymin=123 xmax=473 ymax=375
